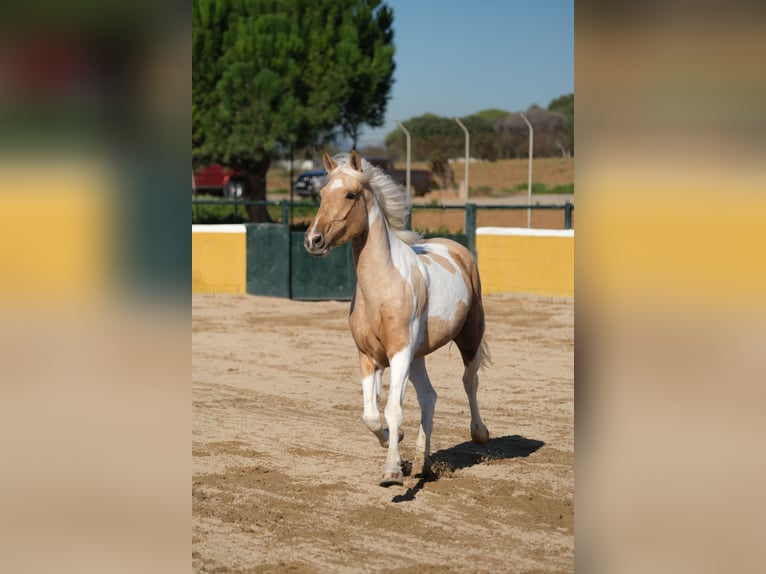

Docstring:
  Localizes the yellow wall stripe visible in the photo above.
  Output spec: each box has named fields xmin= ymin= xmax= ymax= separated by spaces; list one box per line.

xmin=477 ymin=228 xmax=574 ymax=298
xmin=192 ymin=225 xmax=246 ymax=294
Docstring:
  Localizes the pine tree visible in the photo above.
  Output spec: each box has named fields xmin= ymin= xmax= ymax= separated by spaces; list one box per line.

xmin=193 ymin=0 xmax=395 ymax=221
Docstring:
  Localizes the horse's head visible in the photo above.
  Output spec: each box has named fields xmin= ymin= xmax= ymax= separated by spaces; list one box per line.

xmin=304 ymin=150 xmax=369 ymax=256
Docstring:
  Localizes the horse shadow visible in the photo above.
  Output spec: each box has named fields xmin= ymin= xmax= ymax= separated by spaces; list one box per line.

xmin=392 ymin=434 xmax=545 ymax=503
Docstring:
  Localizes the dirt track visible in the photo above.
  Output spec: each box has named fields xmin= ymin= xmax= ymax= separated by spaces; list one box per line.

xmin=192 ymin=293 xmax=573 ymax=573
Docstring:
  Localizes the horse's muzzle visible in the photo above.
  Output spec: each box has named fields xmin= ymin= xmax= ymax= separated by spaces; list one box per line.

xmin=304 ymin=230 xmax=328 ymax=256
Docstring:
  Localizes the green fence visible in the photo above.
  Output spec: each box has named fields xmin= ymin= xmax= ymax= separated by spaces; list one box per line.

xmin=244 ymin=224 xmax=355 ymax=300
xmin=191 ymin=198 xmax=574 ymax=234
xmin=246 ymin=224 xmax=290 ymax=297
xmin=290 ymin=231 xmax=355 ymax=299
xmin=193 ymin=199 xmax=573 ymax=300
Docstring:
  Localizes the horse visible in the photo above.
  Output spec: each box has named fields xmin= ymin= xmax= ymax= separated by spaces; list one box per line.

xmin=304 ymin=150 xmax=490 ymax=487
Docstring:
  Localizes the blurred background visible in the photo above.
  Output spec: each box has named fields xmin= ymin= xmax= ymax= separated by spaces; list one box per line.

xmin=576 ymin=2 xmax=766 ymax=573
xmin=0 ymin=2 xmax=189 ymax=573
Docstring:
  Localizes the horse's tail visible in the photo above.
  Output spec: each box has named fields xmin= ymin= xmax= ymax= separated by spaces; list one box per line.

xmin=478 ymin=335 xmax=492 ymax=370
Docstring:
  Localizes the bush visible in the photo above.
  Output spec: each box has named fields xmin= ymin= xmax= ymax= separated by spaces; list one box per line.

xmin=191 ymin=196 xmax=321 ymax=224
xmin=191 ymin=195 xmax=248 ymax=224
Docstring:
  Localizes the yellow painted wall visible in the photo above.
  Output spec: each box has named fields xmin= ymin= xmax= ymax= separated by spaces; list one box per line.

xmin=0 ymin=163 xmax=111 ymax=306
xmin=477 ymin=228 xmax=574 ymax=297
xmin=192 ymin=226 xmax=246 ymax=294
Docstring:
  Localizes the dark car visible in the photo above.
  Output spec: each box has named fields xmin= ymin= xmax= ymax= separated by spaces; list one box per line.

xmin=293 ymin=169 xmax=327 ymax=200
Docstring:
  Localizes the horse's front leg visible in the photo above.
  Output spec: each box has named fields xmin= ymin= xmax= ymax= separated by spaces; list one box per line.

xmin=359 ymin=354 xmax=402 ymax=448
xmin=380 ymin=348 xmax=412 ymax=487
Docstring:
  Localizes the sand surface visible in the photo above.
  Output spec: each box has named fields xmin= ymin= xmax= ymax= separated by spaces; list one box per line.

xmin=193 ymin=293 xmax=573 ymax=573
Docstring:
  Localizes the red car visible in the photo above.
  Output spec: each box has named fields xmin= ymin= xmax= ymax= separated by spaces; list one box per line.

xmin=192 ymin=164 xmax=246 ymax=198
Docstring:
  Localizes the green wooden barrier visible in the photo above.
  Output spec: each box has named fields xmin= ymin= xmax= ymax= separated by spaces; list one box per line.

xmin=246 ymin=223 xmax=356 ymax=300
xmin=290 ymin=231 xmax=355 ymax=300
xmin=246 ymin=224 xmax=290 ymax=297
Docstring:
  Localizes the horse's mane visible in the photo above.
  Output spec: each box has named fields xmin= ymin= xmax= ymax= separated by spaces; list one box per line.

xmin=333 ymin=153 xmax=422 ymax=246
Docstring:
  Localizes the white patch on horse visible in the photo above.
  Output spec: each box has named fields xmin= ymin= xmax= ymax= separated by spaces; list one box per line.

xmin=412 ymin=243 xmax=469 ymax=322
xmin=388 ymin=231 xmax=420 ymax=329
xmin=330 ymin=178 xmax=344 ymax=191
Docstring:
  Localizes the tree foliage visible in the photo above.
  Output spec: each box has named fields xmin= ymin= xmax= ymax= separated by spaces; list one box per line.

xmin=496 ymin=106 xmax=570 ymax=159
xmin=338 ymin=1 xmax=396 ymax=148
xmin=384 ymin=110 xmax=506 ymax=188
xmin=193 ymin=0 xmax=395 ymax=220
xmin=547 ymin=92 xmax=574 ymax=155
xmin=381 ymin=96 xmax=573 ymax=189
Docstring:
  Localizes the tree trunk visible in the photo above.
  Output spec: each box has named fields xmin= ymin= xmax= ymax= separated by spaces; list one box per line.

xmin=430 ymin=159 xmax=455 ymax=190
xmin=243 ymin=158 xmax=273 ymax=223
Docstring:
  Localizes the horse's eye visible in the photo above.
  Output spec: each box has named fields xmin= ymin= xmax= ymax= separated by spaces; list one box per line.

xmin=346 ymin=192 xmax=356 ymax=200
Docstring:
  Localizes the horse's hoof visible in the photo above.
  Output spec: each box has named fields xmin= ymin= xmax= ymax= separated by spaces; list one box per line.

xmin=471 ymin=424 xmax=489 ymax=445
xmin=379 ymin=469 xmax=404 ymax=487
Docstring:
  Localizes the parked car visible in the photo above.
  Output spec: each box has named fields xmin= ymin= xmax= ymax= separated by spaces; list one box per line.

xmin=293 ymin=169 xmax=327 ymax=200
xmin=193 ymin=164 xmax=246 ymax=198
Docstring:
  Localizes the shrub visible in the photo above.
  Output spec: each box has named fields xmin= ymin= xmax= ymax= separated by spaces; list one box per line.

xmin=191 ymin=195 xmax=248 ymax=224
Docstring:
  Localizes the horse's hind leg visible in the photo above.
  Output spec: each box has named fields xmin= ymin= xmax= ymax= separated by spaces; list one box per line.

xmin=455 ymin=305 xmax=490 ymax=445
xmin=409 ymin=357 xmax=436 ymax=477
xmin=461 ymin=348 xmax=490 ymax=444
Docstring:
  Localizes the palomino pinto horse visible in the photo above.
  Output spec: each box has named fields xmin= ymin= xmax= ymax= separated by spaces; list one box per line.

xmin=304 ymin=150 xmax=490 ymax=487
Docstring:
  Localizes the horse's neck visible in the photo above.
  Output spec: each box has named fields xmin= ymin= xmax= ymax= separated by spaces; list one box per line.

xmin=352 ymin=192 xmax=405 ymax=293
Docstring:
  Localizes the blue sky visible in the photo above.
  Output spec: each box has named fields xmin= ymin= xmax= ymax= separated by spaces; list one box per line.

xmin=357 ymin=0 xmax=574 ymax=147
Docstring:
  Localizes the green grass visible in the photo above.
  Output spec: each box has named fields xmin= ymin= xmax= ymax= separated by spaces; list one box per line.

xmin=464 ymin=183 xmax=574 ymax=197
xmin=512 ymin=182 xmax=574 ymax=194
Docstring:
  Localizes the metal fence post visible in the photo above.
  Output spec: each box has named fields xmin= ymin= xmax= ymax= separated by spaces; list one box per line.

xmin=520 ymin=113 xmax=534 ymax=228
xmin=454 ymin=117 xmax=470 ymax=201
xmin=281 ymin=199 xmax=289 ymax=225
xmin=465 ymin=203 xmax=477 ymax=258
xmin=564 ymin=202 xmax=573 ymax=230
xmin=396 ymin=120 xmax=412 ymax=206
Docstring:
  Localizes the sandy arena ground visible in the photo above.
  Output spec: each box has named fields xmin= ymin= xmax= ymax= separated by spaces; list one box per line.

xmin=192 ymin=293 xmax=573 ymax=573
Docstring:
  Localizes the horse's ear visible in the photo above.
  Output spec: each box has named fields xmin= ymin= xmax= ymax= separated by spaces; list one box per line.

xmin=322 ymin=152 xmax=338 ymax=172
xmin=349 ymin=149 xmax=363 ymax=172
